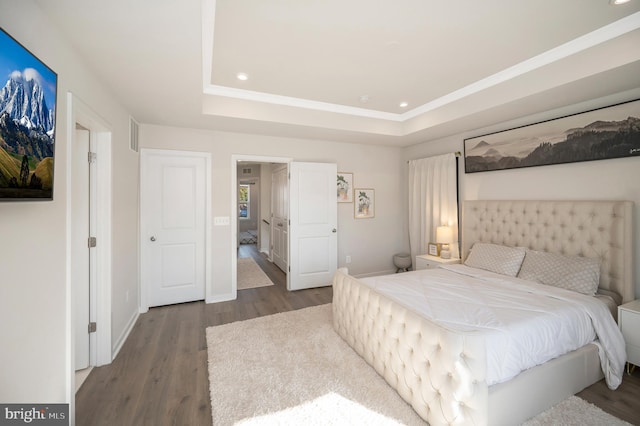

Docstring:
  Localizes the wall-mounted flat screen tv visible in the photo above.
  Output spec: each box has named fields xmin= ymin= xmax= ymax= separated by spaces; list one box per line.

xmin=0 ymin=27 xmax=57 ymax=201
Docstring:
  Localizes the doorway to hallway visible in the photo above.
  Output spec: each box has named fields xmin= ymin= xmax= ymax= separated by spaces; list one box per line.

xmin=231 ymin=155 xmax=337 ymax=296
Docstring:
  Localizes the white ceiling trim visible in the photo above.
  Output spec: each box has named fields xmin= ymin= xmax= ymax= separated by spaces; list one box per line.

xmin=402 ymin=11 xmax=640 ymax=121
xmin=203 ymin=84 xmax=404 ymax=121
xmin=201 ymin=0 xmax=640 ymax=123
xmin=201 ymin=0 xmax=401 ymax=121
xmin=202 ymin=0 xmax=216 ymax=95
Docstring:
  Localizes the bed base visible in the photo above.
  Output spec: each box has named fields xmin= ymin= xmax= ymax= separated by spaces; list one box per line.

xmin=332 ymin=268 xmax=603 ymax=426
xmin=489 ymin=342 xmax=602 ymax=425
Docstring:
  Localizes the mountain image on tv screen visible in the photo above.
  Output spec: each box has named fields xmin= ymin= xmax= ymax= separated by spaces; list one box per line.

xmin=0 ymin=27 xmax=57 ymax=200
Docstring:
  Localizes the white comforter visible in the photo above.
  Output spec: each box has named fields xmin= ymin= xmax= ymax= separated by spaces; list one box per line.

xmin=359 ymin=264 xmax=626 ymax=389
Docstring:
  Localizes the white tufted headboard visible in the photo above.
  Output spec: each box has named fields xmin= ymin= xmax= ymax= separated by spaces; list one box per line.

xmin=462 ymin=200 xmax=634 ymax=303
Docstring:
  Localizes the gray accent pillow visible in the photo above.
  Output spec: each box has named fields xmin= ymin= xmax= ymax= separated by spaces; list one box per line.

xmin=517 ymin=250 xmax=600 ymax=296
xmin=464 ymin=243 xmax=526 ymax=277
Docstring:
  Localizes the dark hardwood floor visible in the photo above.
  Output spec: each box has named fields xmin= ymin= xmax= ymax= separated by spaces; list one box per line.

xmin=578 ymin=366 xmax=640 ymax=425
xmin=76 ymin=244 xmax=640 ymax=425
xmin=75 ymin=244 xmax=332 ymax=425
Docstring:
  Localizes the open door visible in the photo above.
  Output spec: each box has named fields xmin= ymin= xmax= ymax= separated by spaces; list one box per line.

xmin=72 ymin=125 xmax=91 ymax=371
xmin=271 ymin=165 xmax=288 ymax=272
xmin=288 ymin=162 xmax=337 ymax=290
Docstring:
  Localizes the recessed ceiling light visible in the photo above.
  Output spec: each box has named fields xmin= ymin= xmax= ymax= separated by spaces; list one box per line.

xmin=399 ymin=102 xmax=409 ymax=108
xmin=236 ymin=72 xmax=248 ymax=81
xmin=610 ymin=0 xmax=631 ymax=5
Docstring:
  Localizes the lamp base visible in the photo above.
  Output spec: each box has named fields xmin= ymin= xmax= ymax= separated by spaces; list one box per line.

xmin=440 ymin=249 xmax=451 ymax=259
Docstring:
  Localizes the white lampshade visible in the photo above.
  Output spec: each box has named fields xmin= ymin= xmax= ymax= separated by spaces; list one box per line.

xmin=436 ymin=226 xmax=453 ymax=244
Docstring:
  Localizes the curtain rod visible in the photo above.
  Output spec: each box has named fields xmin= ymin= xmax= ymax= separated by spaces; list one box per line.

xmin=407 ymin=151 xmax=461 ymax=163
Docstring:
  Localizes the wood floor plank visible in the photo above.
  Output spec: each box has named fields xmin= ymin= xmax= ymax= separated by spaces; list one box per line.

xmin=577 ymin=367 xmax=640 ymax=425
xmin=76 ymin=303 xmax=169 ymax=425
xmin=76 ymin=243 xmax=638 ymax=425
xmin=130 ymin=308 xmax=181 ymax=425
xmin=164 ymin=317 xmax=207 ymax=425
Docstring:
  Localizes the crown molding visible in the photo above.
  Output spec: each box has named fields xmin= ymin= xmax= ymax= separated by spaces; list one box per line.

xmin=202 ymin=0 xmax=640 ymax=123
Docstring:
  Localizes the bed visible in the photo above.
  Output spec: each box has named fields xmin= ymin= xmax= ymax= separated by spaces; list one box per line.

xmin=332 ymin=200 xmax=633 ymax=425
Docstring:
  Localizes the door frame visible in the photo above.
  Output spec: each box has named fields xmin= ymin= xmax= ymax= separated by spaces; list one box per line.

xmin=231 ymin=155 xmax=291 ymax=299
xmin=66 ymin=93 xmax=113 ymax=419
xmin=139 ymin=148 xmax=212 ymax=311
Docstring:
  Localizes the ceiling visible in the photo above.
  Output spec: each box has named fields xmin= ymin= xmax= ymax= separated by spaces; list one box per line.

xmin=35 ymin=0 xmax=640 ymax=147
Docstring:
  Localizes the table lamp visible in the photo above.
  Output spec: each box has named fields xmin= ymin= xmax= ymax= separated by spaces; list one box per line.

xmin=436 ymin=226 xmax=453 ymax=259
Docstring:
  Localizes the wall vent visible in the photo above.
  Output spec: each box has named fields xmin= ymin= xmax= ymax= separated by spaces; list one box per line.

xmin=129 ymin=116 xmax=139 ymax=153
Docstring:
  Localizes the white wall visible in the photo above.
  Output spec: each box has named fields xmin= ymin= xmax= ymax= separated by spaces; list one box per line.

xmin=404 ymin=89 xmax=640 ymax=298
xmin=140 ymin=124 xmax=406 ymax=300
xmin=0 ymin=0 xmax=139 ymax=407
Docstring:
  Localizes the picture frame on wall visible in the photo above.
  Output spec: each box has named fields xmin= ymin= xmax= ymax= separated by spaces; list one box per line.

xmin=354 ymin=188 xmax=374 ymax=219
xmin=0 ymin=27 xmax=58 ymax=201
xmin=337 ymin=172 xmax=353 ymax=203
xmin=464 ymin=98 xmax=640 ymax=173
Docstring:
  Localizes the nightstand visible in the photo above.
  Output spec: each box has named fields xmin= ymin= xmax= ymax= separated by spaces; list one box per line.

xmin=618 ymin=299 xmax=640 ymax=373
xmin=415 ymin=254 xmax=460 ymax=270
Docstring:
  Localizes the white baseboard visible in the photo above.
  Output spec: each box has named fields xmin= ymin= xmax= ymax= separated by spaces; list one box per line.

xmin=111 ymin=309 xmax=139 ymax=360
xmin=75 ymin=367 xmax=93 ymax=393
xmin=207 ymin=292 xmax=236 ymax=304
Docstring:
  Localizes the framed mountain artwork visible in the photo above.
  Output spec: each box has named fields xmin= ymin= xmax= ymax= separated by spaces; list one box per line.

xmin=0 ymin=27 xmax=57 ymax=201
xmin=464 ymin=98 xmax=640 ymax=173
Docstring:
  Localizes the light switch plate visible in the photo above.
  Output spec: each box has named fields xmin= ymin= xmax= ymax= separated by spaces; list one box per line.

xmin=214 ymin=216 xmax=230 ymax=226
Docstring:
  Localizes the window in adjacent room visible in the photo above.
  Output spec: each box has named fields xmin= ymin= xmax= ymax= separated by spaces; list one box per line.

xmin=239 ymin=184 xmax=250 ymax=219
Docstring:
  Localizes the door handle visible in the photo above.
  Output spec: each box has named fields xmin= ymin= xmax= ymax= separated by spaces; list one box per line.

xmin=277 ymin=223 xmax=283 ymax=227
xmin=332 ymin=228 xmax=337 ymax=233
xmin=150 ymin=236 xmax=156 ymax=242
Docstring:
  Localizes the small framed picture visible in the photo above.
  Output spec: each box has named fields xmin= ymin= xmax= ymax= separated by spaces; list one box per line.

xmin=428 ymin=243 xmax=439 ymax=256
xmin=337 ymin=172 xmax=353 ymax=203
xmin=354 ymin=188 xmax=374 ymax=219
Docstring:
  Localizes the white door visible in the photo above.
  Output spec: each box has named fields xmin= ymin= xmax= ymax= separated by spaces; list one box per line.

xmin=72 ymin=126 xmax=91 ymax=370
xmin=140 ymin=149 xmax=208 ymax=307
xmin=271 ymin=166 xmax=288 ymax=272
xmin=288 ymin=162 xmax=337 ymax=290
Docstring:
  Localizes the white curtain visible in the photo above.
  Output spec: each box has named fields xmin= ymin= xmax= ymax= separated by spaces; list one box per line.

xmin=408 ymin=153 xmax=458 ymax=265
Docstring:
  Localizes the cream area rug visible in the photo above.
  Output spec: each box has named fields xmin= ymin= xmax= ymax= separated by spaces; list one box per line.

xmin=206 ymin=304 xmax=631 ymax=426
xmin=237 ymin=257 xmax=274 ymax=290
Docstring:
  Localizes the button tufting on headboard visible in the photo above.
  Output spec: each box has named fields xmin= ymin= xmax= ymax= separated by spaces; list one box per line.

xmin=462 ymin=200 xmax=634 ymax=303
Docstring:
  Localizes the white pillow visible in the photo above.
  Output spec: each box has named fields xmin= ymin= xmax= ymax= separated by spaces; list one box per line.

xmin=517 ymin=250 xmax=600 ymax=296
xmin=464 ymin=243 xmax=526 ymax=277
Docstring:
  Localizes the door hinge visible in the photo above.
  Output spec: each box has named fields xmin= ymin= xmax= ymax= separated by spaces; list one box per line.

xmin=88 ymin=237 xmax=97 ymax=248
xmin=88 ymin=322 xmax=97 ymax=333
xmin=88 ymin=152 xmax=97 ymax=163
